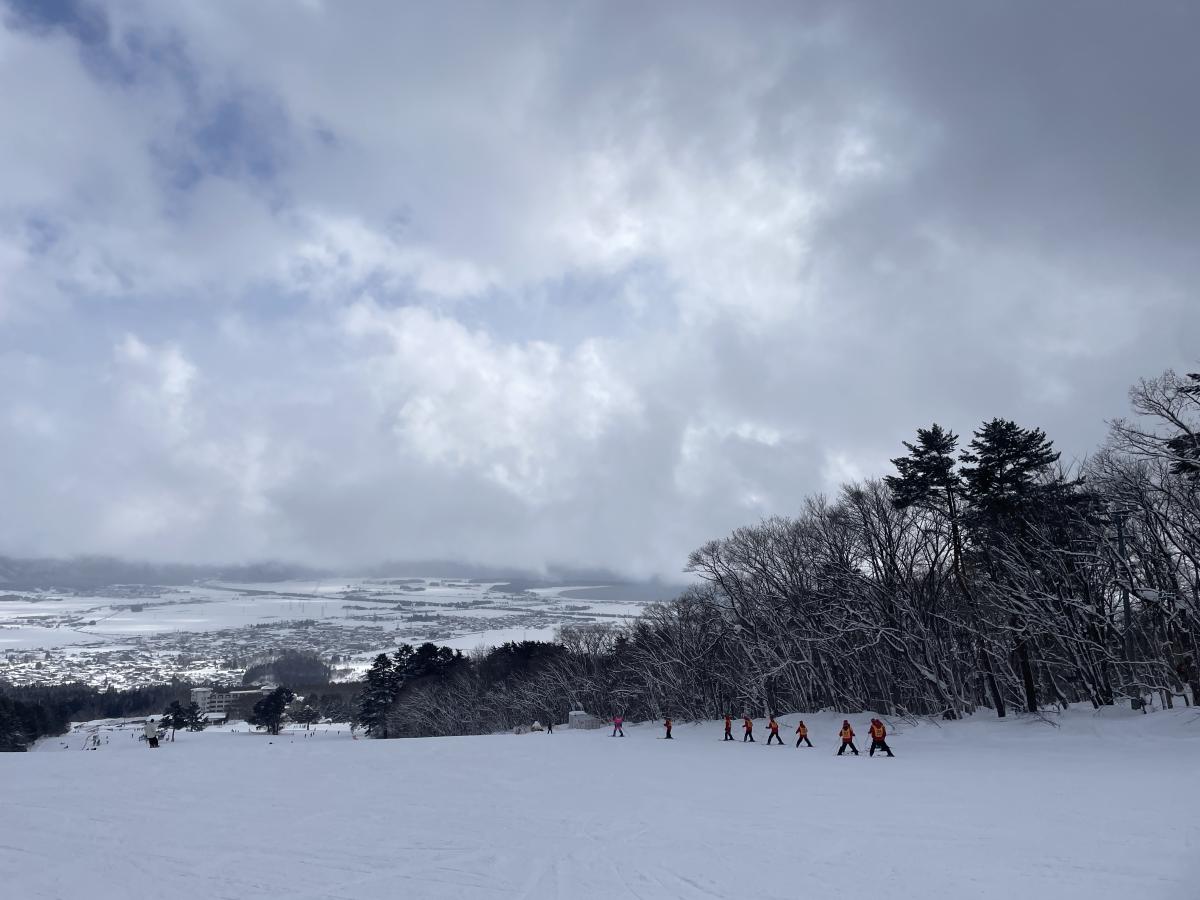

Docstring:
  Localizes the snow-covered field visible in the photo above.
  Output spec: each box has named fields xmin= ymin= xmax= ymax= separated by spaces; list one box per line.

xmin=4 ymin=707 xmax=1197 ymax=899
xmin=0 ymin=577 xmax=660 ymax=687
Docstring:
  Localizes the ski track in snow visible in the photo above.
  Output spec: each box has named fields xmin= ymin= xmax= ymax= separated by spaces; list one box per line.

xmin=2 ymin=709 xmax=1198 ymax=899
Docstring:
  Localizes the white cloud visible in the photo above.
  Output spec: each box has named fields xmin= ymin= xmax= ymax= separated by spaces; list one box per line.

xmin=341 ymin=300 xmax=641 ymax=502
xmin=283 ymin=214 xmax=496 ymax=301
xmin=114 ymin=334 xmax=197 ymax=442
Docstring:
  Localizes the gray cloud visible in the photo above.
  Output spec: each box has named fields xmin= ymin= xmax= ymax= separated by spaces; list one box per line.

xmin=0 ymin=0 xmax=1196 ymax=576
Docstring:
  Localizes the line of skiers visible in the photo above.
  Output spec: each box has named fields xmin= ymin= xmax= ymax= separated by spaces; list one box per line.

xmin=546 ymin=710 xmax=894 ymax=757
xmin=619 ymin=713 xmax=898 ymax=756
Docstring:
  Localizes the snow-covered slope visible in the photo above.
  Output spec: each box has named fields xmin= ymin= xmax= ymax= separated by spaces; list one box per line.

xmin=4 ymin=709 xmax=1198 ymax=899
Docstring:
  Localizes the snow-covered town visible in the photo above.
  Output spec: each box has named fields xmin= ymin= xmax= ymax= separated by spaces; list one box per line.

xmin=0 ymin=578 xmax=654 ymax=688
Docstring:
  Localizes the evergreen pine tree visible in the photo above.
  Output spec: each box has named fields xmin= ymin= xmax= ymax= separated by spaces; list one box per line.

xmin=887 ymin=424 xmax=1005 ymax=717
xmin=184 ymin=701 xmax=206 ymax=732
xmin=163 ymin=700 xmax=187 ymax=741
xmin=958 ymin=418 xmax=1078 ymax=714
xmin=357 ymin=654 xmax=398 ymax=738
xmin=249 ymin=687 xmax=295 ymax=736
xmin=958 ymin=418 xmax=1063 ymax=532
xmin=885 ymin=423 xmax=962 ymax=515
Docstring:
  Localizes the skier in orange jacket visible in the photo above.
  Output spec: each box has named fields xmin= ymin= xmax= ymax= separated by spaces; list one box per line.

xmin=742 ymin=715 xmax=755 ymax=742
xmin=723 ymin=714 xmax=734 ymax=741
xmin=836 ymin=720 xmax=859 ymax=755
xmin=663 ymin=717 xmax=673 ymax=740
xmin=766 ymin=716 xmax=783 ymax=745
xmin=868 ymin=718 xmax=895 ymax=757
xmin=794 ymin=720 xmax=812 ymax=748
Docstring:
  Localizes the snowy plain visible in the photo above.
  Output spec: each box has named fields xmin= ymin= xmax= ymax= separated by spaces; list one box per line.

xmin=4 ymin=707 xmax=1197 ymax=899
xmin=0 ymin=576 xmax=656 ymax=687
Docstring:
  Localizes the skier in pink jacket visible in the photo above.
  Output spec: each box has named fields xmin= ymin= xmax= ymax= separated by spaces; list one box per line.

xmin=611 ymin=715 xmax=625 ymax=737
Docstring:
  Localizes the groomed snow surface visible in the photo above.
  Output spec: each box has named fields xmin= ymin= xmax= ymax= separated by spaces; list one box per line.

xmin=4 ymin=708 xmax=1198 ymax=899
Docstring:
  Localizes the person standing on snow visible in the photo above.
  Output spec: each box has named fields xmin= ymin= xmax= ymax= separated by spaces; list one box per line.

xmin=663 ymin=717 xmax=673 ymax=739
xmin=612 ymin=715 xmax=625 ymax=737
xmin=766 ymin=716 xmax=783 ymax=745
xmin=836 ymin=720 xmax=858 ymax=755
xmin=742 ymin=715 xmax=755 ymax=742
xmin=795 ymin=720 xmax=812 ymax=747
xmin=723 ymin=714 xmax=734 ymax=741
xmin=143 ymin=717 xmax=159 ymax=749
xmin=868 ymin=719 xmax=895 ymax=757
xmin=546 ymin=718 xmax=554 ymax=734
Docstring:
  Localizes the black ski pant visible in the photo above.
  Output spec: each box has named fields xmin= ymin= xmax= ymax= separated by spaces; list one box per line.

xmin=767 ymin=732 xmax=783 ymax=745
xmin=612 ymin=726 xmax=624 ymax=737
xmin=724 ymin=729 xmax=734 ymax=741
xmin=869 ymin=739 xmax=894 ymax=757
xmin=837 ymin=740 xmax=859 ymax=755
xmin=796 ymin=735 xmax=812 ymax=747
xmin=665 ymin=729 xmax=673 ymax=739
xmin=743 ymin=731 xmax=754 ymax=742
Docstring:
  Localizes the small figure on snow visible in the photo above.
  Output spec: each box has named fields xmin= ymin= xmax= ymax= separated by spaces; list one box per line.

xmin=766 ymin=715 xmax=783 ymax=745
xmin=723 ymin=714 xmax=734 ymax=741
xmin=546 ymin=718 xmax=554 ymax=735
xmin=612 ymin=715 xmax=625 ymax=737
xmin=663 ymin=717 xmax=673 ymax=739
xmin=143 ymin=717 xmax=159 ymax=749
xmin=742 ymin=715 xmax=755 ymax=742
xmin=795 ymin=720 xmax=812 ymax=748
xmin=836 ymin=720 xmax=858 ymax=756
xmin=868 ymin=719 xmax=895 ymax=757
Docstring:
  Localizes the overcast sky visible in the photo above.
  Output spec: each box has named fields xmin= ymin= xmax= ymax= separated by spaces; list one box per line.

xmin=0 ymin=1 xmax=1196 ymax=576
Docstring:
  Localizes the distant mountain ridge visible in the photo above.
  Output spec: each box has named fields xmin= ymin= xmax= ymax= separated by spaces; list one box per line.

xmin=0 ymin=555 xmax=683 ymax=592
xmin=0 ymin=556 xmax=320 ymax=591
